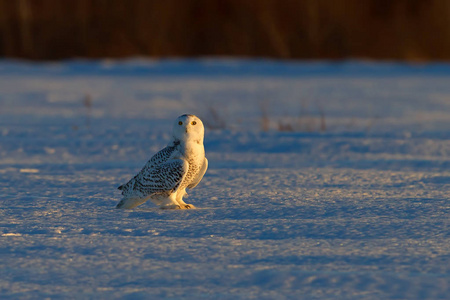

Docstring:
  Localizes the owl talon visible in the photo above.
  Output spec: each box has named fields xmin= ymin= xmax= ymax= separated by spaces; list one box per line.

xmin=184 ymin=204 xmax=195 ymax=209
xmin=161 ymin=204 xmax=181 ymax=209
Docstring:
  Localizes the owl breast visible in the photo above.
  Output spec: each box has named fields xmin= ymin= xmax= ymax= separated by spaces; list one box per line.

xmin=179 ymin=147 xmax=204 ymax=190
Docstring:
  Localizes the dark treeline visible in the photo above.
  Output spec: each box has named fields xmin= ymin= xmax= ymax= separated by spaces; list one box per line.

xmin=1 ymin=0 xmax=449 ymax=61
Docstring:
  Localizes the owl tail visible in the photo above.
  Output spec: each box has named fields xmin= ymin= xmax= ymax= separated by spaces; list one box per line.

xmin=115 ymin=197 xmax=148 ymax=209
xmin=115 ymin=198 xmax=127 ymax=209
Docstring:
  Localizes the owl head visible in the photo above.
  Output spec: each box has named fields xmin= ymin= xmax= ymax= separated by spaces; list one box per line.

xmin=173 ymin=114 xmax=205 ymax=144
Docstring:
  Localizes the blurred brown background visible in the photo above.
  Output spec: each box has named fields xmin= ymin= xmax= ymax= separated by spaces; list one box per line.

xmin=0 ymin=0 xmax=449 ymax=61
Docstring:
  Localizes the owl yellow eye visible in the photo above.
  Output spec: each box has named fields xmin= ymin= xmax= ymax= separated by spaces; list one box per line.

xmin=178 ymin=121 xmax=183 ymax=125
xmin=191 ymin=121 xmax=197 ymax=125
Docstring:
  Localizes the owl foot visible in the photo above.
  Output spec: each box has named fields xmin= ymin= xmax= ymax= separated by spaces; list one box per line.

xmin=160 ymin=204 xmax=195 ymax=210
xmin=160 ymin=204 xmax=181 ymax=210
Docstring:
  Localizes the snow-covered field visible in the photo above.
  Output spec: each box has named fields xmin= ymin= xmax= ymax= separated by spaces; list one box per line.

xmin=0 ymin=59 xmax=449 ymax=299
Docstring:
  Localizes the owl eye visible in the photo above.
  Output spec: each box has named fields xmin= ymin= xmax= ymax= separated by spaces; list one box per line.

xmin=178 ymin=121 xmax=183 ymax=125
xmin=191 ymin=121 xmax=197 ymax=125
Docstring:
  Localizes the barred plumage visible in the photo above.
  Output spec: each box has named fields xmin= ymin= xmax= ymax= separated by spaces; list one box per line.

xmin=116 ymin=115 xmax=208 ymax=209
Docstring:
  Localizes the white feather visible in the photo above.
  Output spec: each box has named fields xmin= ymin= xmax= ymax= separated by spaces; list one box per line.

xmin=116 ymin=114 xmax=207 ymax=209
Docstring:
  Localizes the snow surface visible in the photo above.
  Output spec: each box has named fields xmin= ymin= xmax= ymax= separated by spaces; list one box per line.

xmin=0 ymin=59 xmax=449 ymax=299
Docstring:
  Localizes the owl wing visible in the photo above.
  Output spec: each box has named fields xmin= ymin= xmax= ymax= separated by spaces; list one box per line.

xmin=121 ymin=159 xmax=189 ymax=198
xmin=118 ymin=144 xmax=177 ymax=191
xmin=188 ymin=157 xmax=208 ymax=189
xmin=147 ymin=142 xmax=179 ymax=167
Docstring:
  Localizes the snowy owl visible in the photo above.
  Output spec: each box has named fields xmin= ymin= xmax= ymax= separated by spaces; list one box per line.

xmin=116 ymin=114 xmax=208 ymax=209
